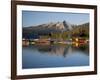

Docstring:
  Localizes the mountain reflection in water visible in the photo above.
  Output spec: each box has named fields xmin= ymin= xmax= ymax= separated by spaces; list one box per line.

xmin=34 ymin=44 xmax=88 ymax=57
xmin=22 ymin=44 xmax=89 ymax=69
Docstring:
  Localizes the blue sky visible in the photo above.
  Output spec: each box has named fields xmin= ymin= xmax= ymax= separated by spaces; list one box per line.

xmin=22 ymin=11 xmax=89 ymax=27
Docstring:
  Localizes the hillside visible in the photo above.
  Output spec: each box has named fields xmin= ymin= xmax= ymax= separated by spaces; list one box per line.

xmin=23 ymin=21 xmax=89 ymax=39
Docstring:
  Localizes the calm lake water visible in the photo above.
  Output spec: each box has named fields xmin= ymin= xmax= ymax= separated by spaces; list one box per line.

xmin=22 ymin=44 xmax=89 ymax=69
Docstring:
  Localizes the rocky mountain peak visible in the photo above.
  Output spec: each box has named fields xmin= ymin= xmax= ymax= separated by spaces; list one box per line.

xmin=23 ymin=21 xmax=73 ymax=36
xmin=63 ymin=20 xmax=72 ymax=31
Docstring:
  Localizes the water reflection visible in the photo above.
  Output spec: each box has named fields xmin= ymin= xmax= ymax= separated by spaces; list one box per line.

xmin=27 ymin=44 xmax=89 ymax=57
xmin=22 ymin=43 xmax=89 ymax=69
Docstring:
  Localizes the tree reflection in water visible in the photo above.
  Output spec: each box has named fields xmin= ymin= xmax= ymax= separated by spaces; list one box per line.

xmin=30 ymin=43 xmax=89 ymax=58
xmin=22 ymin=43 xmax=89 ymax=68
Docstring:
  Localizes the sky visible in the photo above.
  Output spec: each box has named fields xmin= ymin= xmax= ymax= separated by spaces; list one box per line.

xmin=22 ymin=11 xmax=89 ymax=27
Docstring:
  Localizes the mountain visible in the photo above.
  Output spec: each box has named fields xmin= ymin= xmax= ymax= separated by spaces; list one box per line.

xmin=23 ymin=21 xmax=72 ymax=39
xmin=23 ymin=21 xmax=72 ymax=32
xmin=23 ymin=21 xmax=89 ymax=39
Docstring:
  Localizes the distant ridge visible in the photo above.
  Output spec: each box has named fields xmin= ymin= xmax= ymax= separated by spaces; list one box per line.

xmin=23 ymin=21 xmax=72 ymax=33
xmin=23 ymin=21 xmax=89 ymax=39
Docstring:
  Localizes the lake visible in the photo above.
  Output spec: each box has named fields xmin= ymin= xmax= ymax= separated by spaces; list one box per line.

xmin=22 ymin=44 xmax=89 ymax=69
